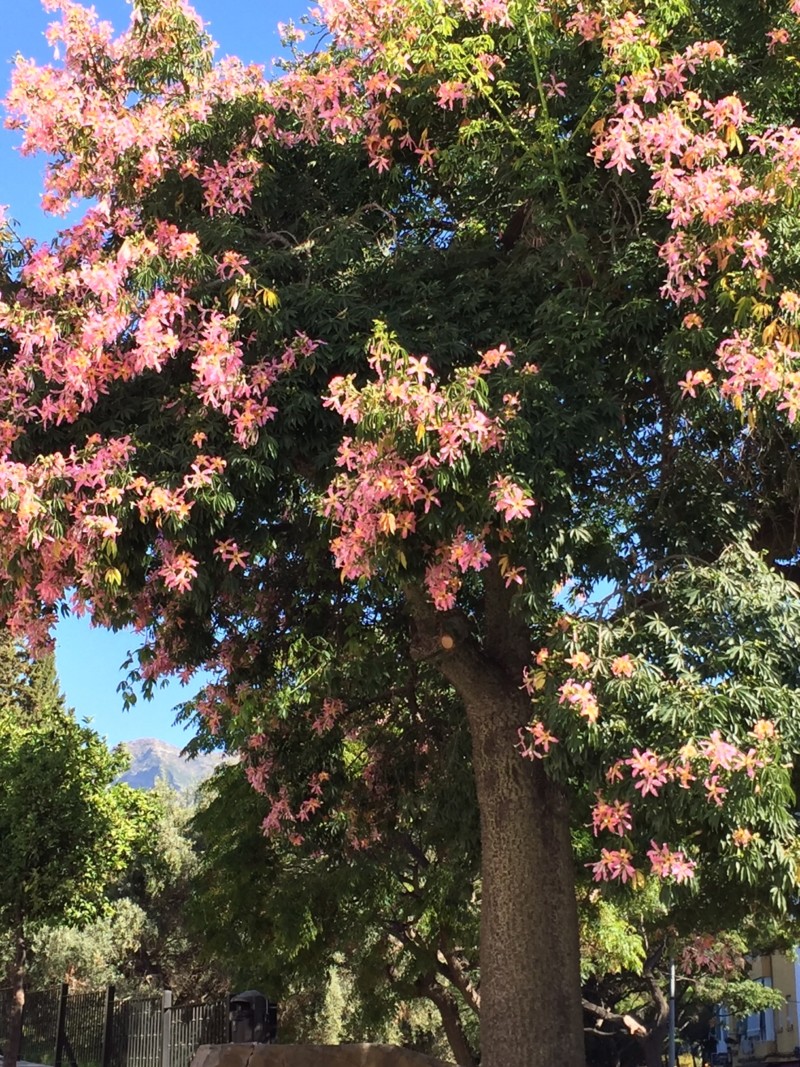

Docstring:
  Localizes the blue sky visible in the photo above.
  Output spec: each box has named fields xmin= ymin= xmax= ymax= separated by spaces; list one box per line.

xmin=1 ymin=0 xmax=311 ymax=747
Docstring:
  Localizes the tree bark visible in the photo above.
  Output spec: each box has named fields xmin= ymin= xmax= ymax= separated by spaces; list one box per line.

xmin=4 ymin=926 xmax=27 ymax=1067
xmin=638 ymin=974 xmax=669 ymax=1067
xmin=408 ymin=588 xmax=586 ymax=1067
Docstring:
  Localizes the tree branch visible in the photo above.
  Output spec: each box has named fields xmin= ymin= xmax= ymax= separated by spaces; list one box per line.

xmin=416 ymin=974 xmax=478 ymax=1067
xmin=582 ymin=997 xmax=649 ymax=1037
xmin=437 ymin=942 xmax=481 ymax=1018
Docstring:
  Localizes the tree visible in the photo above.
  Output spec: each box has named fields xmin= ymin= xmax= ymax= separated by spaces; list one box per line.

xmin=28 ymin=783 xmax=229 ymax=1001
xmin=186 ymin=543 xmax=800 ymax=1067
xmin=0 ymin=636 xmax=154 ymax=1067
xmin=186 ymin=633 xmax=481 ymax=1064
xmin=579 ymin=885 xmax=796 ymax=1067
xmin=3 ymin=2 xmax=800 ymax=1065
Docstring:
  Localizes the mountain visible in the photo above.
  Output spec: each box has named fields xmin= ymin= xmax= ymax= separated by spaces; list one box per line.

xmin=118 ymin=737 xmax=226 ymax=793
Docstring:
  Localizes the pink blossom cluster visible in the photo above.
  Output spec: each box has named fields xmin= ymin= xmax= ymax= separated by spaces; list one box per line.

xmin=424 ymin=529 xmax=492 ymax=609
xmin=609 ymin=733 xmax=766 ymax=802
xmin=316 ymin=0 xmax=513 ymax=53
xmin=199 ymin=152 xmax=262 ymax=217
xmin=581 ymin=2 xmax=800 ymax=416
xmin=626 ymin=747 xmax=670 ymax=797
xmin=6 ymin=3 xmax=208 ymax=211
xmin=585 ymin=723 xmax=775 ymax=883
xmin=269 ymin=0 xmax=508 ymax=172
xmin=646 ymin=840 xmax=696 ymax=883
xmin=322 ymin=335 xmax=524 ymax=606
xmin=246 ymin=751 xmax=330 ymax=839
xmin=557 ymin=678 xmax=599 ymax=723
xmin=590 ymin=847 xmax=637 ymax=883
xmin=312 ymin=697 xmax=345 ymax=735
xmin=589 ymin=841 xmax=695 ymax=885
xmin=590 ymin=794 xmax=632 ymax=836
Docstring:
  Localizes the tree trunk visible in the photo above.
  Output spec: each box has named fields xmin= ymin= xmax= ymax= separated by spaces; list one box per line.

xmin=408 ymin=589 xmax=586 ymax=1067
xmin=4 ymin=927 xmax=27 ymax=1067
xmin=638 ymin=973 xmax=670 ymax=1067
xmin=466 ymin=689 xmax=585 ymax=1067
xmin=642 ymin=1028 xmax=667 ymax=1067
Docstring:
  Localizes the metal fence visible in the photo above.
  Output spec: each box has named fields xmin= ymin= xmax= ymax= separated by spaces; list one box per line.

xmin=0 ymin=986 xmax=230 ymax=1067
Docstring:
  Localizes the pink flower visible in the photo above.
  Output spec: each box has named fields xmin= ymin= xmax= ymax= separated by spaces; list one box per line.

xmin=698 ymin=730 xmax=739 ymax=772
xmin=503 ymin=564 xmax=526 ymax=587
xmin=626 ymin=748 xmax=669 ymax=797
xmin=679 ymin=369 xmax=713 ymax=397
xmin=591 ymin=794 xmax=633 ymax=836
xmin=565 ymin=650 xmax=591 ymax=671
xmin=214 ymin=539 xmax=250 ymax=571
xmin=741 ymin=230 xmax=769 ymax=269
xmin=590 ymin=848 xmax=637 ymax=883
xmin=610 ymin=655 xmax=634 ymax=677
xmin=605 ymin=760 xmax=625 ymax=784
xmin=702 ymin=95 xmax=750 ymax=130
xmin=491 ymin=475 xmax=535 ymax=521
xmin=767 ymin=27 xmax=790 ymax=52
xmin=517 ymin=722 xmax=559 ymax=760
xmin=703 ymin=774 xmax=728 ymax=806
xmin=480 ymin=344 xmax=514 ymax=370
xmin=158 ymin=550 xmax=198 ymax=593
xmin=436 ymin=81 xmax=468 ymax=109
xmin=558 ymin=679 xmax=599 ymax=723
xmin=216 ymin=251 xmax=250 ymax=280
xmin=752 ymin=718 xmax=777 ymax=740
xmin=544 ymin=73 xmax=567 ymax=99
xmin=647 ymin=841 xmax=696 ymax=883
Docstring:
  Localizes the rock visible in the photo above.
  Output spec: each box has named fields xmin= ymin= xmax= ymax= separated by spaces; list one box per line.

xmin=190 ymin=1043 xmax=458 ymax=1067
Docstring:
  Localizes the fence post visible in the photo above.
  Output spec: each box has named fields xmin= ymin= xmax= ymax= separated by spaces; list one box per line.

xmin=100 ymin=985 xmax=116 ymax=1067
xmin=54 ymin=983 xmax=69 ymax=1067
xmin=161 ymin=989 xmax=173 ymax=1067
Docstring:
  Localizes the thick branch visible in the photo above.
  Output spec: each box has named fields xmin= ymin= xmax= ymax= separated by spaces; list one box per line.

xmin=437 ymin=942 xmax=481 ymax=1018
xmin=404 ymin=584 xmax=521 ymax=712
xmin=418 ymin=976 xmax=478 ymax=1067
xmin=645 ymin=971 xmax=670 ymax=1029
xmin=483 ymin=561 xmax=531 ymax=679
xmin=582 ymin=998 xmax=649 ymax=1038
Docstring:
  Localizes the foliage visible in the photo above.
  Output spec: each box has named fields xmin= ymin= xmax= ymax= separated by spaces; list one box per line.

xmin=28 ymin=784 xmax=229 ymax=1001
xmin=186 ymin=627 xmax=480 ymax=1061
xmin=0 ymin=645 xmax=147 ymax=935
xmin=27 ymin=898 xmax=150 ymax=992
xmin=0 ymin=633 xmax=155 ymax=1067
xmin=4 ymin=1 xmax=800 ymax=1064
xmin=539 ymin=544 xmax=800 ymax=897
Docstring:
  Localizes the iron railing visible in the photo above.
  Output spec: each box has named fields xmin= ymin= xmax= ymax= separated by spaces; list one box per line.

xmin=0 ymin=986 xmax=230 ymax=1067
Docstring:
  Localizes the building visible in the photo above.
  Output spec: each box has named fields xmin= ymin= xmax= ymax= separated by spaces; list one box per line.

xmin=718 ymin=951 xmax=800 ymax=1066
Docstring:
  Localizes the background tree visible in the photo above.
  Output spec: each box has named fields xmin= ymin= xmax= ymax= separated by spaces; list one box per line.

xmin=27 ymin=783 xmax=228 ymax=1001
xmin=0 ymin=635 xmax=156 ymax=1067
xmin=579 ymin=885 xmax=795 ymax=1067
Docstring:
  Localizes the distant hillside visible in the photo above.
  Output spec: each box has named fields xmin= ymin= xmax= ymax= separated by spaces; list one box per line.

xmin=118 ymin=737 xmax=227 ymax=793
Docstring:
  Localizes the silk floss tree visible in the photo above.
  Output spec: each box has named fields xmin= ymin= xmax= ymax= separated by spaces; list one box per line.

xmin=4 ymin=2 xmax=800 ymax=1065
